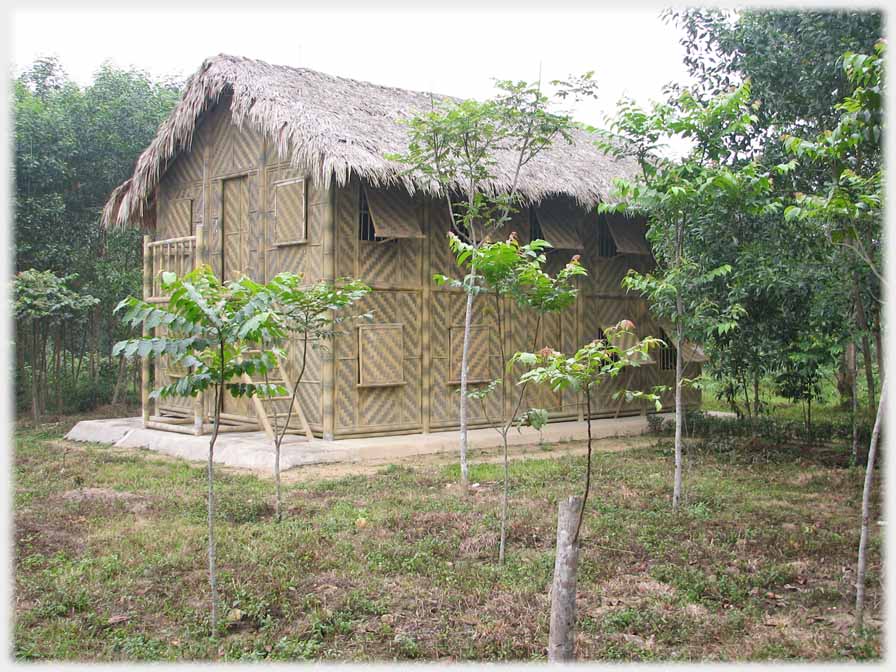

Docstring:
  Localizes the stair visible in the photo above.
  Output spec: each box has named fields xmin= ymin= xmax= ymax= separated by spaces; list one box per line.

xmin=241 ymin=354 xmax=314 ymax=442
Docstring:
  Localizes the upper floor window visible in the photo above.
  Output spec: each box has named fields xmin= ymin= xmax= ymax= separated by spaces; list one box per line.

xmin=598 ymin=219 xmax=617 ymax=258
xmin=530 ymin=208 xmax=544 ymax=243
xmin=660 ymin=328 xmax=677 ymax=371
xmin=358 ymin=188 xmax=381 ymax=241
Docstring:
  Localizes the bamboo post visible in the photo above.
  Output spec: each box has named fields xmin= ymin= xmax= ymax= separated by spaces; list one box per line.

xmin=548 ymin=495 xmax=582 ymax=662
xmin=193 ymin=224 xmax=207 ymax=435
xmin=142 ymin=235 xmax=152 ymax=427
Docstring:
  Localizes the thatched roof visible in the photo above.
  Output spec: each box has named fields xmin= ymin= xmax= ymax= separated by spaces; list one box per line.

xmin=103 ymin=54 xmax=638 ymax=228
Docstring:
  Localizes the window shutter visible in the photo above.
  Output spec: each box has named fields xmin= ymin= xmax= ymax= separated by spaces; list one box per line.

xmin=273 ymin=179 xmax=306 ymax=245
xmin=534 ymin=198 xmax=585 ymax=249
xmin=363 ymin=185 xmax=424 ymax=239
xmin=171 ymin=198 xmax=193 ymax=237
xmin=358 ymin=324 xmax=405 ymax=387
xmin=606 ymin=215 xmax=651 ymax=255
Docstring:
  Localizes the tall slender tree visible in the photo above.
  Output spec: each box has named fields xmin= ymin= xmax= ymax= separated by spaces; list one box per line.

xmin=393 ymin=75 xmax=596 ymax=485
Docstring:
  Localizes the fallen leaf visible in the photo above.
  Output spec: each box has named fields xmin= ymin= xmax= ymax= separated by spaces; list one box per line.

xmin=107 ymin=614 xmax=130 ymax=626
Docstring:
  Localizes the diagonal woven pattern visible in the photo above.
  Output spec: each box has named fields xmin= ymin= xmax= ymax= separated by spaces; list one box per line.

xmin=358 ymin=324 xmax=405 ymax=387
xmin=535 ymin=197 xmax=585 ymax=250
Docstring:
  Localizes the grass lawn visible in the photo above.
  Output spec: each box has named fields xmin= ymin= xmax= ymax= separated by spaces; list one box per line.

xmin=13 ymin=423 xmax=882 ymax=662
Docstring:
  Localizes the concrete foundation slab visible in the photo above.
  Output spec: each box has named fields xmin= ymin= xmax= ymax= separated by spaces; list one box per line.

xmin=65 ymin=413 xmax=667 ymax=473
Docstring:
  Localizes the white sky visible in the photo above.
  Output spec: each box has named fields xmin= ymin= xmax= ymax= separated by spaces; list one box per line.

xmin=10 ymin=7 xmax=693 ymax=130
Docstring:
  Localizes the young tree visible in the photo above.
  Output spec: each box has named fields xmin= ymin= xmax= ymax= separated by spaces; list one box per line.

xmin=516 ymin=322 xmax=662 ymax=542
xmin=596 ymin=84 xmax=774 ymax=509
xmin=439 ymin=232 xmax=586 ymax=562
xmin=261 ymin=273 xmax=371 ymax=521
xmin=781 ymin=41 xmax=884 ymax=631
xmin=114 ymin=266 xmax=286 ymax=634
xmin=518 ymin=323 xmax=661 ymax=660
xmin=14 ymin=269 xmax=98 ymax=422
xmin=393 ymin=75 xmax=596 ymax=485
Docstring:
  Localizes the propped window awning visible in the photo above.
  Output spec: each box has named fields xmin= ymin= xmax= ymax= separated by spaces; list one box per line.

xmin=534 ymin=198 xmax=586 ymax=250
xmin=606 ymin=215 xmax=651 ymax=256
xmin=659 ymin=321 xmax=709 ymax=363
xmin=363 ymin=185 xmax=424 ymax=239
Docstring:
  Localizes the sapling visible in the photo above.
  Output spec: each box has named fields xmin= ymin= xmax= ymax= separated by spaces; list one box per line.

xmin=114 ymin=266 xmax=286 ymax=634
xmin=444 ymin=231 xmax=586 ymax=562
xmin=515 ymin=322 xmax=662 ymax=541
xmin=261 ymin=272 xmax=370 ymax=521
xmin=394 ymin=75 xmax=596 ymax=485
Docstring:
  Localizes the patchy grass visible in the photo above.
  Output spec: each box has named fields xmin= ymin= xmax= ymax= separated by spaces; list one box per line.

xmin=13 ymin=427 xmax=882 ymax=661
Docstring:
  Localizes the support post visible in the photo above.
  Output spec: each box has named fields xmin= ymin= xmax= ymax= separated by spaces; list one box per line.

xmin=321 ymin=182 xmax=337 ymax=441
xmin=142 ymin=235 xmax=152 ymax=427
xmin=548 ymin=495 xmax=582 ymax=662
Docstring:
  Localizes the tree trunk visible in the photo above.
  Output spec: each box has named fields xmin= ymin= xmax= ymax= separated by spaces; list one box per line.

xmin=855 ymin=378 xmax=886 ymax=630
xmin=837 ymin=348 xmax=853 ymax=408
xmin=458 ymin=288 xmax=475 ymax=486
xmin=498 ymin=312 xmax=541 ymax=564
xmin=30 ymin=322 xmax=39 ymax=425
xmin=548 ymin=495 xmax=583 ymax=662
xmin=849 ymin=343 xmax=859 ymax=464
xmin=806 ymin=396 xmax=812 ymax=446
xmin=111 ymin=355 xmax=128 ymax=405
xmin=273 ymin=330 xmax=310 ymax=523
xmin=574 ymin=388 xmax=594 ymax=544
xmin=499 ymin=430 xmax=509 ymax=564
xmin=54 ymin=329 xmax=62 ymax=413
xmin=673 ymin=219 xmax=684 ymax=511
xmin=38 ymin=329 xmax=49 ymax=417
xmin=752 ymin=369 xmax=761 ymax=417
xmin=853 ymin=278 xmax=876 ymax=416
xmin=673 ymin=319 xmax=684 ymax=510
xmin=206 ymin=345 xmax=225 ymax=635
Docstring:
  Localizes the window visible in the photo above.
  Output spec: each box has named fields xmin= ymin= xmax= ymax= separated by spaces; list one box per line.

xmin=660 ymin=329 xmax=677 ymax=371
xmin=358 ymin=324 xmax=405 ymax=386
xmin=530 ymin=208 xmax=544 ymax=242
xmin=169 ymin=198 xmax=193 ymax=238
xmin=598 ymin=220 xmax=617 ymax=258
xmin=273 ymin=179 xmax=306 ymax=245
xmin=358 ymin=188 xmax=381 ymax=241
xmin=595 ymin=328 xmax=619 ymax=362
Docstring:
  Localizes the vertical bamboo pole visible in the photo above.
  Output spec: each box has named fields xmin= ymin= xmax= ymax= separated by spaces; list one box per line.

xmin=421 ymin=199 xmax=432 ymax=434
xmin=142 ymin=235 xmax=152 ymax=426
xmin=193 ymin=224 xmax=207 ymax=435
xmin=321 ymin=182 xmax=337 ymax=440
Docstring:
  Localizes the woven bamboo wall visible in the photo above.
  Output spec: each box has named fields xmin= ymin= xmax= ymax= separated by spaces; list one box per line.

xmin=150 ymin=96 xmax=699 ymax=438
xmin=153 ymin=96 xmax=325 ymax=433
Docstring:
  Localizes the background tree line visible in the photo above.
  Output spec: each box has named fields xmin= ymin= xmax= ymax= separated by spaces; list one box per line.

xmin=13 ymin=57 xmax=182 ymax=418
xmin=665 ymin=8 xmax=883 ymax=433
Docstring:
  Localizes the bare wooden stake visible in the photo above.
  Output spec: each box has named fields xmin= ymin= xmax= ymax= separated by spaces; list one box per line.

xmin=548 ymin=495 xmax=582 ymax=662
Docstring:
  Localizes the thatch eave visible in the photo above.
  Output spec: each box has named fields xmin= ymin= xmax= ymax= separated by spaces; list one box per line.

xmin=102 ymin=54 xmax=638 ymax=229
